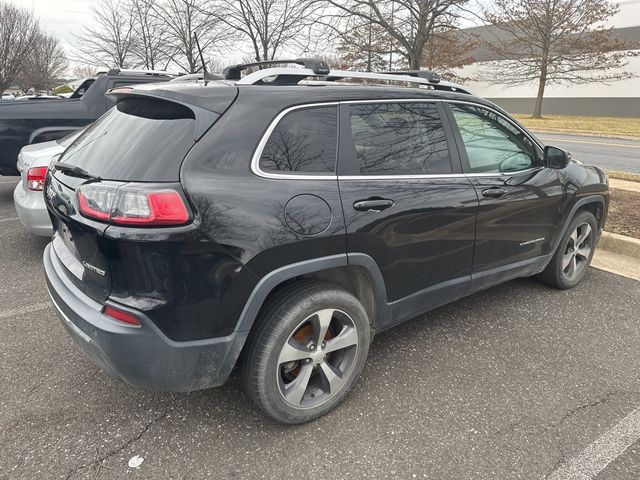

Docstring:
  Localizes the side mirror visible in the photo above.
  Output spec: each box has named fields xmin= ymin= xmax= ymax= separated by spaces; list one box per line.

xmin=545 ymin=146 xmax=571 ymax=169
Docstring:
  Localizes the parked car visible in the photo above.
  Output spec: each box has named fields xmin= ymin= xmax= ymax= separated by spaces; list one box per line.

xmin=1 ymin=93 xmax=15 ymax=101
xmin=43 ymin=59 xmax=609 ymax=424
xmin=13 ymin=129 xmax=83 ymax=236
xmin=0 ymin=69 xmax=174 ymax=175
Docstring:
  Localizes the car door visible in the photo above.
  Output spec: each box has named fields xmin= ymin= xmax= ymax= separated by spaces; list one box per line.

xmin=337 ymin=100 xmax=479 ymax=327
xmin=444 ymin=101 xmax=565 ymax=290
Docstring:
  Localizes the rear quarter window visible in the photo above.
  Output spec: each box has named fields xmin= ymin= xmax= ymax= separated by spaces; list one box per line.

xmin=59 ymin=97 xmax=195 ymax=181
xmin=258 ymin=105 xmax=338 ymax=175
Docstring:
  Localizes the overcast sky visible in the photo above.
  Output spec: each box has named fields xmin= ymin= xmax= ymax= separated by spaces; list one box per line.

xmin=18 ymin=0 xmax=89 ymax=45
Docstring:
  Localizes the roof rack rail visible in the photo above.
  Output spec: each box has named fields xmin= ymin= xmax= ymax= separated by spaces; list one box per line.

xmin=235 ymin=67 xmax=471 ymax=94
xmin=383 ymin=69 xmax=441 ymax=84
xmin=170 ymin=72 xmax=225 ymax=82
xmin=223 ymin=58 xmax=330 ymax=80
xmin=106 ymin=68 xmax=174 ymax=77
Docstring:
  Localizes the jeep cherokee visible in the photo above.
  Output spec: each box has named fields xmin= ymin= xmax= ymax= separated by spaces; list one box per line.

xmin=43 ymin=59 xmax=609 ymax=424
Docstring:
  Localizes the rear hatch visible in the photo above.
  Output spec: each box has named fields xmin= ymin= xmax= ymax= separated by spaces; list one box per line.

xmin=45 ymin=86 xmax=237 ymax=303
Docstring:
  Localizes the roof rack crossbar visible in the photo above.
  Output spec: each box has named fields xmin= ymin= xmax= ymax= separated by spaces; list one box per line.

xmin=223 ymin=58 xmax=330 ymax=80
xmin=235 ymin=68 xmax=471 ymax=94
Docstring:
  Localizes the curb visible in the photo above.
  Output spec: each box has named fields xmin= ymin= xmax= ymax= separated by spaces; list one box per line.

xmin=608 ymin=171 xmax=640 ymax=183
xmin=598 ymin=231 xmax=640 ymax=260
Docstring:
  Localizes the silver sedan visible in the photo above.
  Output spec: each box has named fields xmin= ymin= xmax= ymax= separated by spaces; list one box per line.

xmin=13 ymin=130 xmax=81 ymax=236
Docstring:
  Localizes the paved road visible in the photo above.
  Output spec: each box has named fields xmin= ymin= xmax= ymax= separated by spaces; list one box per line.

xmin=534 ymin=132 xmax=640 ymax=173
xmin=2 ymin=178 xmax=640 ymax=479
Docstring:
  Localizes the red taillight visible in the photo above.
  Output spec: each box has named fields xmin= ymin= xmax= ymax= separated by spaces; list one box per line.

xmin=78 ymin=186 xmax=112 ymax=221
xmin=103 ymin=305 xmax=141 ymax=326
xmin=27 ymin=166 xmax=48 ymax=191
xmin=77 ymin=184 xmax=190 ymax=226
xmin=112 ymin=191 xmax=190 ymax=225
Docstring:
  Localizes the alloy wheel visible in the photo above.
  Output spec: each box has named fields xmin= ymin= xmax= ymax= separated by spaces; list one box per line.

xmin=277 ymin=308 xmax=359 ymax=409
xmin=562 ymin=222 xmax=593 ymax=281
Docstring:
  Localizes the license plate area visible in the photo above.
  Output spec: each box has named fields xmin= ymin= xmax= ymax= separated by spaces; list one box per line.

xmin=52 ymin=232 xmax=84 ymax=280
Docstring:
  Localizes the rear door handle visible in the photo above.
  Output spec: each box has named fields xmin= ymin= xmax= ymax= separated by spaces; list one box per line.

xmin=353 ymin=198 xmax=394 ymax=212
xmin=481 ymin=187 xmax=507 ymax=198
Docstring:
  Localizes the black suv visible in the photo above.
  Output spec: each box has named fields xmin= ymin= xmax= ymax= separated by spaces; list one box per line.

xmin=43 ymin=59 xmax=609 ymax=424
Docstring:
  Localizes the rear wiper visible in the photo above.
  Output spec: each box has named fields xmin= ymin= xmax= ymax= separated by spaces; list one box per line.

xmin=54 ymin=162 xmax=101 ymax=181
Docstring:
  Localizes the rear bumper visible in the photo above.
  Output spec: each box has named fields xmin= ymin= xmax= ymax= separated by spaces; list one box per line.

xmin=44 ymin=243 xmax=248 ymax=391
xmin=14 ymin=183 xmax=53 ymax=236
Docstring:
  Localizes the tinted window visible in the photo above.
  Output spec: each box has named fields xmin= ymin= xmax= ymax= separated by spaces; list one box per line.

xmin=450 ymin=104 xmax=537 ymax=173
xmin=348 ymin=102 xmax=451 ymax=175
xmin=58 ymin=97 xmax=196 ymax=181
xmin=259 ymin=106 xmax=337 ymax=174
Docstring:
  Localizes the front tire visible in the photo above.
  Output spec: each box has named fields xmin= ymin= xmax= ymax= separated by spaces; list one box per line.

xmin=537 ymin=210 xmax=597 ymax=289
xmin=241 ymin=282 xmax=371 ymax=424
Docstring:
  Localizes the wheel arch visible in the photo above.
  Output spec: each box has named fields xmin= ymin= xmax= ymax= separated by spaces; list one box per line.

xmin=29 ymin=126 xmax=80 ymax=145
xmin=552 ymin=195 xmax=606 ymax=255
xmin=235 ymin=254 xmax=389 ymax=340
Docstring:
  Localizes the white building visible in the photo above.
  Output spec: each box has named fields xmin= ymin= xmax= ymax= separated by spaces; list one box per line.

xmin=455 ymin=0 xmax=640 ymax=116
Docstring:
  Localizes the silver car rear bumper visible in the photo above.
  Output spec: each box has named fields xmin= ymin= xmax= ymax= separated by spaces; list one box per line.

xmin=13 ymin=182 xmax=53 ymax=236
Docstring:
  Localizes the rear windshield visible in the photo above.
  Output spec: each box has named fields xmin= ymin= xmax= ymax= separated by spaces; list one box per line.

xmin=56 ymin=129 xmax=83 ymax=147
xmin=59 ymin=97 xmax=196 ymax=181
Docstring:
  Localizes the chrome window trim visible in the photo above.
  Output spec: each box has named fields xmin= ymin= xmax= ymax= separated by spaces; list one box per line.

xmin=250 ymin=98 xmax=544 ymax=181
xmin=251 ymin=102 xmax=340 ymax=180
xmin=338 ymin=174 xmax=467 ymax=181
xmin=338 ymin=167 xmax=542 ymax=181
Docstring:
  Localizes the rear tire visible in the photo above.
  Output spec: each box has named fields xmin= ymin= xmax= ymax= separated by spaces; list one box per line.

xmin=241 ymin=281 xmax=370 ymax=424
xmin=537 ymin=210 xmax=597 ymax=289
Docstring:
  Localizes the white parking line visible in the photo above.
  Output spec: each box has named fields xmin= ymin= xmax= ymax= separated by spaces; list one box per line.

xmin=547 ymin=406 xmax=640 ymax=479
xmin=0 ymin=303 xmax=51 ymax=320
xmin=0 ymin=216 xmax=19 ymax=223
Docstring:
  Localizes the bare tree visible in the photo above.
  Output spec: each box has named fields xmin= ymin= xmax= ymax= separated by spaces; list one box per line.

xmin=0 ymin=2 xmax=39 ymax=94
xmin=212 ymin=0 xmax=317 ymax=61
xmin=421 ymin=30 xmax=475 ymax=80
xmin=15 ymin=32 xmax=68 ymax=92
xmin=481 ymin=0 xmax=639 ymax=118
xmin=209 ymin=55 xmax=227 ymax=73
xmin=150 ymin=0 xmax=231 ymax=73
xmin=72 ymin=64 xmax=101 ymax=79
xmin=128 ymin=0 xmax=168 ymax=69
xmin=336 ymin=17 xmax=392 ymax=71
xmin=320 ymin=0 xmax=468 ymax=69
xmin=73 ymin=0 xmax=137 ymax=68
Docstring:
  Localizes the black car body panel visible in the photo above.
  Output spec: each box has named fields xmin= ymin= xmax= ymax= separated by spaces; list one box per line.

xmin=44 ymin=242 xmax=249 ymax=391
xmin=0 ymin=73 xmax=172 ymax=175
xmin=43 ymin=80 xmax=609 ymax=391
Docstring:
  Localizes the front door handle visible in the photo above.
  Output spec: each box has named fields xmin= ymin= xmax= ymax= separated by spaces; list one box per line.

xmin=482 ymin=187 xmax=507 ymax=198
xmin=353 ymin=198 xmax=394 ymax=212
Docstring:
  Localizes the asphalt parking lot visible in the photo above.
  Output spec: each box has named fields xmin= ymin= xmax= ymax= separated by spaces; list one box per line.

xmin=1 ymin=178 xmax=640 ymax=480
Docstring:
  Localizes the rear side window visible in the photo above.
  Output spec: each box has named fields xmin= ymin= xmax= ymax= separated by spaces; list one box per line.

xmin=259 ymin=106 xmax=337 ymax=174
xmin=59 ymin=97 xmax=196 ymax=181
xmin=348 ymin=102 xmax=452 ymax=175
